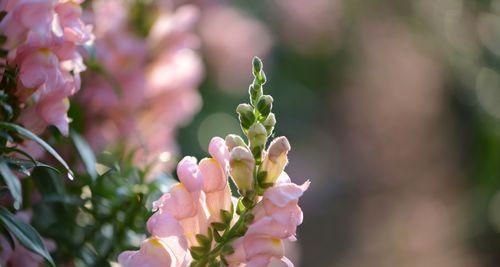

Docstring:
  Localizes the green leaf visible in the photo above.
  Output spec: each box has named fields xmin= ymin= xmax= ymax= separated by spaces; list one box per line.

xmin=195 ymin=234 xmax=211 ymax=248
xmin=70 ymin=131 xmax=97 ymax=180
xmin=31 ymin=168 xmax=65 ymax=196
xmin=236 ymin=198 xmax=245 ymax=215
xmin=0 ymin=224 xmax=14 ymax=249
xmin=210 ymin=222 xmax=227 ymax=231
xmin=0 ymin=207 xmax=55 ymax=266
xmin=0 ymin=161 xmax=21 ymax=209
xmin=220 ymin=209 xmax=232 ymax=225
xmin=0 ymin=122 xmax=73 ymax=179
xmin=189 ymin=246 xmax=206 ymax=259
xmin=213 ymin=229 xmax=223 ymax=243
xmin=2 ymin=147 xmax=36 ymax=163
xmin=2 ymin=156 xmax=60 ymax=174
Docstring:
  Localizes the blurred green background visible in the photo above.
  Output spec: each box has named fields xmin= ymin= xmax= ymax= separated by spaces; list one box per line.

xmin=176 ymin=0 xmax=500 ymax=266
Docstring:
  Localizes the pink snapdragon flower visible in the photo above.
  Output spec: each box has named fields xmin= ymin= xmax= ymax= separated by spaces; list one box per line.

xmin=0 ymin=0 xmax=92 ymax=137
xmin=80 ymin=0 xmax=203 ymax=177
xmin=119 ymin=137 xmax=231 ymax=266
xmin=118 ymin=136 xmax=309 ymax=267
xmin=224 ymin=173 xmax=309 ymax=267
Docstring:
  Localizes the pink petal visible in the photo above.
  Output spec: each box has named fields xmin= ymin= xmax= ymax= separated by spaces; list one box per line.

xmin=147 ymin=211 xmax=184 ymax=238
xmin=177 ymin=156 xmax=203 ymax=192
xmin=208 ymin=137 xmax=230 ymax=172
xmin=263 ymin=181 xmax=310 ymax=208
xmin=205 ymin=185 xmax=232 ymax=222
xmin=199 ymin=157 xmax=226 ymax=192
xmin=244 ymin=236 xmax=284 ymax=260
xmin=246 ymin=217 xmax=293 ymax=239
xmin=153 ymin=184 xmax=197 ymax=220
xmin=118 ymin=238 xmax=175 ymax=267
xmin=268 ymin=257 xmax=294 ymax=267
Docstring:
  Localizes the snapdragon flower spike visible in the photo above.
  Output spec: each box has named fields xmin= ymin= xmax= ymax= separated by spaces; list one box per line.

xmin=118 ymin=58 xmax=309 ymax=267
xmin=0 ymin=0 xmax=93 ymax=137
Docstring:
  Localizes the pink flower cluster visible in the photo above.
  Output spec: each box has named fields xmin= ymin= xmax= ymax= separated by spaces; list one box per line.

xmin=80 ymin=0 xmax=203 ymax=175
xmin=118 ymin=136 xmax=309 ymax=267
xmin=225 ymin=174 xmax=309 ymax=267
xmin=0 ymin=0 xmax=92 ymax=136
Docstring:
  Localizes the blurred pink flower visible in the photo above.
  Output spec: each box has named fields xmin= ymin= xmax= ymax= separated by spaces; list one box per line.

xmin=268 ymin=0 xmax=342 ymax=55
xmin=199 ymin=6 xmax=273 ymax=94
xmin=0 ymin=0 xmax=92 ymax=137
xmin=80 ymin=0 xmax=203 ymax=177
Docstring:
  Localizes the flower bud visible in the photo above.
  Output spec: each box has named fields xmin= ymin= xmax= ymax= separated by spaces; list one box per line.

xmin=229 ymin=146 xmax=255 ymax=192
xmin=262 ymin=113 xmax=276 ymax=136
xmin=247 ymin=123 xmax=267 ymax=151
xmin=260 ymin=137 xmax=290 ymax=184
xmin=225 ymin=134 xmax=246 ymax=151
xmin=256 ymin=71 xmax=266 ymax=85
xmin=256 ymin=95 xmax=273 ymax=118
xmin=236 ymin=103 xmax=255 ymax=129
xmin=249 ymin=84 xmax=262 ymax=106
xmin=252 ymin=56 xmax=263 ymax=73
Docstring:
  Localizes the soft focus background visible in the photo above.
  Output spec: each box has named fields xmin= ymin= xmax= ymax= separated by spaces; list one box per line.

xmin=176 ymin=0 xmax=500 ymax=266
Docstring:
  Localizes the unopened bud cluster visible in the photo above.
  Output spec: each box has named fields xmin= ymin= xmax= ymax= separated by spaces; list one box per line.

xmin=229 ymin=57 xmax=289 ymax=200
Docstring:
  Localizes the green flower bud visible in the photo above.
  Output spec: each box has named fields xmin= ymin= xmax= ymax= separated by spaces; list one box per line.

xmin=252 ymin=56 xmax=263 ymax=73
xmin=260 ymin=136 xmax=290 ymax=183
xmin=256 ymin=95 xmax=273 ymax=118
xmin=225 ymin=134 xmax=246 ymax=151
xmin=256 ymin=70 xmax=266 ymax=85
xmin=249 ymin=84 xmax=263 ymax=106
xmin=236 ymin=103 xmax=255 ymax=129
xmin=229 ymin=146 xmax=255 ymax=193
xmin=247 ymin=123 xmax=267 ymax=150
xmin=262 ymin=113 xmax=276 ymax=136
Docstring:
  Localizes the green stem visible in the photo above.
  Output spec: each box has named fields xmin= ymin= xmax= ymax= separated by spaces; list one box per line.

xmin=204 ymin=208 xmax=252 ymax=263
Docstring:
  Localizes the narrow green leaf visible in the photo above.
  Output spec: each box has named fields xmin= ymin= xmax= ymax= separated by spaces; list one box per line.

xmin=2 ymin=147 xmax=36 ymax=164
xmin=189 ymin=246 xmax=206 ymax=259
xmin=195 ymin=234 xmax=211 ymax=248
xmin=213 ymin=229 xmax=223 ymax=243
xmin=2 ymin=156 xmax=60 ymax=174
xmin=236 ymin=198 xmax=245 ymax=215
xmin=0 ymin=208 xmax=55 ymax=266
xmin=210 ymin=222 xmax=227 ymax=231
xmin=70 ymin=131 xmax=97 ymax=180
xmin=0 ymin=122 xmax=73 ymax=179
xmin=220 ymin=209 xmax=232 ymax=225
xmin=0 ymin=161 xmax=21 ymax=209
xmin=0 ymin=225 xmax=14 ymax=249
